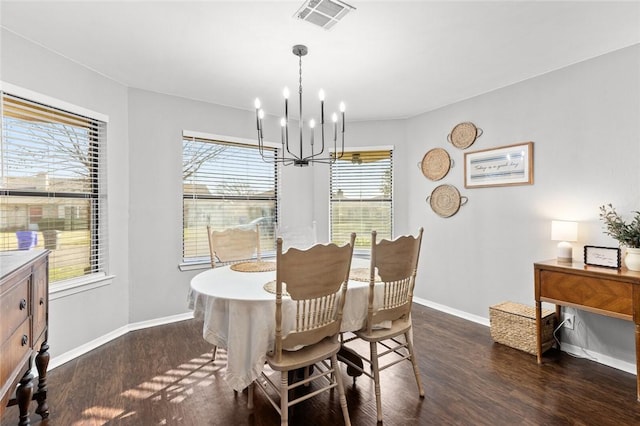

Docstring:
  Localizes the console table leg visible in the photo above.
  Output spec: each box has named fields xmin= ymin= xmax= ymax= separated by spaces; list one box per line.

xmin=34 ymin=341 xmax=50 ymax=418
xmin=536 ymin=301 xmax=542 ymax=364
xmin=635 ymin=323 xmax=640 ymax=402
xmin=16 ymin=371 xmax=34 ymax=426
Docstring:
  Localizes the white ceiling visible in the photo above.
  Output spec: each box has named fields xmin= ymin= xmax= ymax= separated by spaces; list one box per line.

xmin=1 ymin=1 xmax=639 ymax=122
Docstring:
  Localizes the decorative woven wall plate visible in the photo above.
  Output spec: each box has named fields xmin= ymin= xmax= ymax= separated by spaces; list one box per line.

xmin=447 ymin=122 xmax=483 ymax=149
xmin=426 ymin=184 xmax=468 ymax=218
xmin=420 ymin=148 xmax=452 ymax=181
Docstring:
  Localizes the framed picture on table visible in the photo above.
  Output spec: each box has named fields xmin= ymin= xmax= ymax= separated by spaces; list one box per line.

xmin=584 ymin=245 xmax=621 ymax=269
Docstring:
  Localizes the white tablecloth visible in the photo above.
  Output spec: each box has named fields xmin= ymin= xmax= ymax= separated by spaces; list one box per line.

xmin=189 ymin=258 xmax=375 ymax=391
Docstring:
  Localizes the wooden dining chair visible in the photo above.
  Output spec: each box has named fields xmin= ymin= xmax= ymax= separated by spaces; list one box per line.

xmin=205 ymin=224 xmax=261 ymax=361
xmin=339 ymin=228 xmax=425 ymax=423
xmin=206 ymin=224 xmax=261 ymax=268
xmin=248 ymin=233 xmax=356 ymax=426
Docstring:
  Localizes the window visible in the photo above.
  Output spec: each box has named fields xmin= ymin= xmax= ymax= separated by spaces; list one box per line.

xmin=1 ymin=92 xmax=108 ymax=284
xmin=330 ymin=149 xmax=393 ymax=250
xmin=182 ymin=134 xmax=278 ymax=264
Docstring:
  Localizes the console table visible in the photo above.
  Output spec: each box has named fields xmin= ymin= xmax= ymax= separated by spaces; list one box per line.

xmin=1 ymin=250 xmax=50 ymax=425
xmin=534 ymin=259 xmax=640 ymax=401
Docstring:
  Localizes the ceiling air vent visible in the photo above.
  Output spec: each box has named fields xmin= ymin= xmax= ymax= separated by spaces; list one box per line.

xmin=294 ymin=0 xmax=356 ymax=30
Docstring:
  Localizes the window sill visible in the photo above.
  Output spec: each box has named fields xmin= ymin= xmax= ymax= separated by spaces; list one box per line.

xmin=50 ymin=273 xmax=115 ymax=301
xmin=179 ymin=255 xmax=278 ymax=272
xmin=178 ymin=261 xmax=211 ymax=272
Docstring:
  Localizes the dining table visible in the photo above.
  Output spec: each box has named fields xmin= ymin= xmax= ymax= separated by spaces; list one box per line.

xmin=188 ymin=257 xmax=379 ymax=391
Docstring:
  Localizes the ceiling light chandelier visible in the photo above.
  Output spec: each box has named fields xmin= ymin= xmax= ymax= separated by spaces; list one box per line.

xmin=254 ymin=44 xmax=345 ymax=167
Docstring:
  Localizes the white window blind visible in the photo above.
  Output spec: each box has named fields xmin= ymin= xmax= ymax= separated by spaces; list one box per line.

xmin=0 ymin=92 xmax=108 ymax=284
xmin=330 ymin=149 xmax=393 ymax=249
xmin=182 ymin=136 xmax=278 ymax=263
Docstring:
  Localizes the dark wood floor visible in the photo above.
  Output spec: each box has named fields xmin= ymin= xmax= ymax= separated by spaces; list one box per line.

xmin=4 ymin=304 xmax=640 ymax=425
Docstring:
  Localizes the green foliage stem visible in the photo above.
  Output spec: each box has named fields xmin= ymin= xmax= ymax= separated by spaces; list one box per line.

xmin=599 ymin=204 xmax=640 ymax=248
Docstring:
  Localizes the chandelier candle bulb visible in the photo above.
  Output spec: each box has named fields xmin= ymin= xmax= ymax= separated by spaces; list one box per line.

xmin=340 ymin=102 xmax=346 ymax=132
xmin=319 ymin=89 xmax=325 ymax=124
xmin=254 ymin=98 xmax=261 ymax=130
xmin=332 ymin=113 xmax=338 ymax=141
xmin=310 ymin=119 xmax=315 ymax=148
xmin=283 ymin=87 xmax=289 ymax=122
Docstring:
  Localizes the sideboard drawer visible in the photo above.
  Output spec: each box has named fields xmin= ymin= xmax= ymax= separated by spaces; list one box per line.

xmin=0 ymin=320 xmax=30 ymax=392
xmin=0 ymin=277 xmax=30 ymax=345
xmin=540 ymin=270 xmax=633 ymax=317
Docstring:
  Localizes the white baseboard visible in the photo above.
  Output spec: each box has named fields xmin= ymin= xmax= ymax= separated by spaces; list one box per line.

xmin=127 ymin=312 xmax=194 ymax=332
xmin=560 ymin=342 xmax=636 ymax=375
xmin=414 ymin=296 xmax=490 ymax=327
xmin=49 ymin=311 xmax=194 ymax=371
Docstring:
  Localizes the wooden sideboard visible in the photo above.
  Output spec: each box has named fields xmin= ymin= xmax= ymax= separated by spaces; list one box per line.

xmin=1 ymin=250 xmax=50 ymax=425
xmin=534 ymin=259 xmax=640 ymax=401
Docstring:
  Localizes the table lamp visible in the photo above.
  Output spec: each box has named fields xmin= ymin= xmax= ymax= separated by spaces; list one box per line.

xmin=551 ymin=220 xmax=578 ymax=262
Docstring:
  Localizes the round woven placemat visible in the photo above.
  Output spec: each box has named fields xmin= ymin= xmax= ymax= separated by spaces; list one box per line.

xmin=263 ymin=280 xmax=288 ymax=296
xmin=448 ymin=122 xmax=480 ymax=149
xmin=230 ymin=261 xmax=276 ymax=273
xmin=428 ymin=184 xmax=463 ymax=218
xmin=350 ymin=268 xmax=381 ymax=282
xmin=420 ymin=148 xmax=451 ymax=181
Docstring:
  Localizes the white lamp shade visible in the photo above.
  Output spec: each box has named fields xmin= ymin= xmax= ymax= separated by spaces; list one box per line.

xmin=551 ymin=220 xmax=578 ymax=242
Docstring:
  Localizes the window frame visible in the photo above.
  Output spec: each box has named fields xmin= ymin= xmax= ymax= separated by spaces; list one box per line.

xmin=180 ymin=130 xmax=280 ymax=270
xmin=329 ymin=146 xmax=394 ymax=254
xmin=0 ymin=82 xmax=110 ymax=293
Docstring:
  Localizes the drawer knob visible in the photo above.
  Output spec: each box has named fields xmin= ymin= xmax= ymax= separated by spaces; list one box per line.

xmin=21 ymin=335 xmax=28 ymax=346
xmin=19 ymin=299 xmax=27 ymax=310
xmin=40 ymin=297 xmax=45 ymax=305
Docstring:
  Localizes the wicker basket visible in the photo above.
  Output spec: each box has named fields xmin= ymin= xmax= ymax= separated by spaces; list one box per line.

xmin=489 ymin=301 xmax=556 ymax=355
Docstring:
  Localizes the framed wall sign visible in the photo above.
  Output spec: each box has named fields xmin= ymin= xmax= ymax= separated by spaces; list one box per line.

xmin=584 ymin=245 xmax=621 ymax=269
xmin=464 ymin=142 xmax=534 ymax=188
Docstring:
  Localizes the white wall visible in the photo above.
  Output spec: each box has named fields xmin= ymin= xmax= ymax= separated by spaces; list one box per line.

xmin=1 ymin=29 xmax=131 ymax=358
xmin=402 ymin=44 xmax=640 ymax=366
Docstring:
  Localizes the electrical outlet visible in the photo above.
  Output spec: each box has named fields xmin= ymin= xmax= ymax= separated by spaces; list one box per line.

xmin=563 ymin=313 xmax=575 ymax=330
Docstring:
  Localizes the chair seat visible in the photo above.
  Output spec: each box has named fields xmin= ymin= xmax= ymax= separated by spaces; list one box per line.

xmin=267 ymin=337 xmax=341 ymax=371
xmin=354 ymin=318 xmax=412 ymax=342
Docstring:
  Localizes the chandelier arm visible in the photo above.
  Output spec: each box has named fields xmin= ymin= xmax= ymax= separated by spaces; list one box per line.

xmin=320 ymin=120 xmax=325 ymax=156
xmin=333 ymin=135 xmax=345 ymax=160
xmin=334 ymin=117 xmax=346 ymax=160
xmin=255 ymin=110 xmax=267 ymax=160
xmin=284 ymin=125 xmax=301 ymax=160
xmin=298 ymin=156 xmax=336 ymax=165
xmin=305 ymin=144 xmax=326 ymax=160
xmin=256 ymin=121 xmax=266 ymax=157
xmin=284 ymin=97 xmax=290 ymax=158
